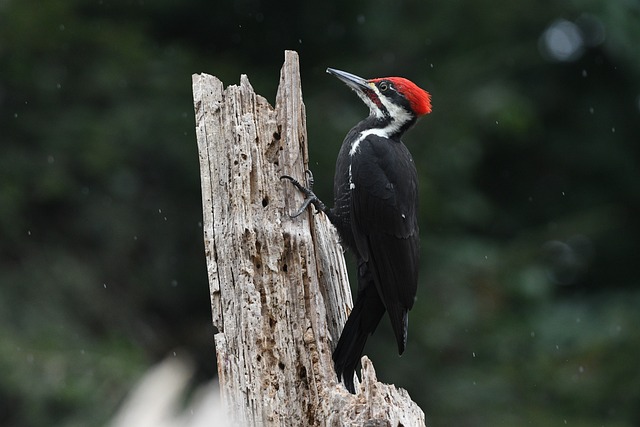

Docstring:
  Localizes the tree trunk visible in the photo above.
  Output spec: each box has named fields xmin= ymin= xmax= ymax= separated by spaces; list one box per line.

xmin=192 ymin=50 xmax=426 ymax=427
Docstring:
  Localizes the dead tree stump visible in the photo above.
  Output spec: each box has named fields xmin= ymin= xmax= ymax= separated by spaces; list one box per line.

xmin=192 ymin=50 xmax=426 ymax=426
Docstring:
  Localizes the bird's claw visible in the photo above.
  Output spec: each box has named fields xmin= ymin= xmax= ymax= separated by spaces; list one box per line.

xmin=280 ymin=171 xmax=326 ymax=218
xmin=303 ymin=169 xmax=315 ymax=191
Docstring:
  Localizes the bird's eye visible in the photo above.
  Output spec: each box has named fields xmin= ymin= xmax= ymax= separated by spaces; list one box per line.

xmin=379 ymin=81 xmax=389 ymax=92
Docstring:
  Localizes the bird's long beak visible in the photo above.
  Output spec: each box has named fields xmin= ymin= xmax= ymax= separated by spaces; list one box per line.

xmin=326 ymin=68 xmax=370 ymax=92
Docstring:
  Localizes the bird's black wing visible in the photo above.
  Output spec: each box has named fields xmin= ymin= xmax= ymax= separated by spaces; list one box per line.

xmin=349 ymin=134 xmax=420 ymax=354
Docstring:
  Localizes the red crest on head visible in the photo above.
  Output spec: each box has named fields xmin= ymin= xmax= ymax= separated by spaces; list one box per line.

xmin=374 ymin=77 xmax=432 ymax=116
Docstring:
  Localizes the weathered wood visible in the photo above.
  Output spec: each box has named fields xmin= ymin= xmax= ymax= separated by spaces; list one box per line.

xmin=192 ymin=50 xmax=426 ymax=426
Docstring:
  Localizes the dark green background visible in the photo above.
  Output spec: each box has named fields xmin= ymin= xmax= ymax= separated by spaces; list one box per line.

xmin=2 ymin=0 xmax=639 ymax=425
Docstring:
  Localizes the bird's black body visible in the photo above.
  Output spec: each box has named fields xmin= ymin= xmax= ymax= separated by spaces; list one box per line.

xmin=281 ymin=68 xmax=431 ymax=393
xmin=330 ymin=128 xmax=420 ymax=393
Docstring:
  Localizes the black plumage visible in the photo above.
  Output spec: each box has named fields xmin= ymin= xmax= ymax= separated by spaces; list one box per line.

xmin=331 ymin=132 xmax=420 ymax=393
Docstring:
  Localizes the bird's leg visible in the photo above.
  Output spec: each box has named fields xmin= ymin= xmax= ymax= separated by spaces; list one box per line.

xmin=280 ymin=170 xmax=328 ymax=218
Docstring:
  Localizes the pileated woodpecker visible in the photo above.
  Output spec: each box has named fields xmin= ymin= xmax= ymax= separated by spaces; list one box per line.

xmin=281 ymin=68 xmax=431 ymax=393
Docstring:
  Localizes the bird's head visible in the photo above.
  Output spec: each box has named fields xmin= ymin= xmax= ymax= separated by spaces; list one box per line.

xmin=326 ymin=68 xmax=431 ymax=131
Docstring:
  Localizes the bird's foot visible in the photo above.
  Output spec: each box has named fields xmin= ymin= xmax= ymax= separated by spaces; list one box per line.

xmin=280 ymin=170 xmax=327 ymax=218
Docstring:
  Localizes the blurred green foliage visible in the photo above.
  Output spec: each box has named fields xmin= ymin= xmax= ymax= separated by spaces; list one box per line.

xmin=1 ymin=0 xmax=639 ymax=425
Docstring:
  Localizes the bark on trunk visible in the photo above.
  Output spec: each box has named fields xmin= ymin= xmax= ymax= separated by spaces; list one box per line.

xmin=192 ymin=50 xmax=426 ymax=427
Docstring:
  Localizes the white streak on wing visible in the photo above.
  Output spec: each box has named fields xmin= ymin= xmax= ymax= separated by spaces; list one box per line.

xmin=348 ymin=164 xmax=355 ymax=189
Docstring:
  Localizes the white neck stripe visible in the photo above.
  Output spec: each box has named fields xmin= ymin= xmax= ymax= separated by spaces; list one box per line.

xmin=348 ymin=83 xmax=413 ymax=157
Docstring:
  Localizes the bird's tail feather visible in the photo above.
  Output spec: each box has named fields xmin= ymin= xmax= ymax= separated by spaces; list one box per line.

xmin=387 ymin=305 xmax=409 ymax=355
xmin=332 ymin=286 xmax=385 ymax=393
